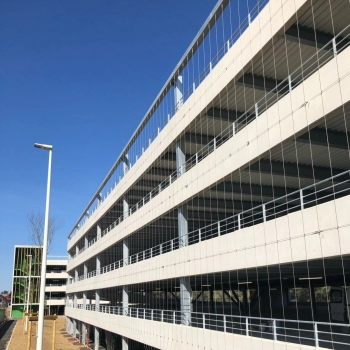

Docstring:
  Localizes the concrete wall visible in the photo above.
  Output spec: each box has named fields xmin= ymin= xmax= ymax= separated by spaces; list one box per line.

xmin=67 ymin=194 xmax=350 ymax=293
xmin=66 ymin=307 xmax=320 ymax=350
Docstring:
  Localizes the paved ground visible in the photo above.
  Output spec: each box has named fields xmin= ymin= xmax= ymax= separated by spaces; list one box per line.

xmin=7 ymin=315 xmax=90 ymax=350
xmin=0 ymin=320 xmax=16 ymax=350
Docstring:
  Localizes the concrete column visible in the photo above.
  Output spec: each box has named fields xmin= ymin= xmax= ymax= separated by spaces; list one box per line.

xmin=84 ymin=263 xmax=88 ymax=279
xmin=94 ymin=326 xmax=100 ymax=350
xmin=178 ymin=205 xmax=188 ymax=247
xmin=123 ymin=194 xmax=129 ymax=220
xmin=176 ymin=139 xmax=186 ymax=176
xmin=75 ymin=269 xmax=78 ymax=282
xmin=123 ymin=154 xmax=129 ymax=174
xmin=73 ymin=319 xmax=77 ymax=338
xmin=82 ymin=322 xmax=86 ymax=345
xmin=84 ymin=235 xmax=88 ymax=249
xmin=176 ymin=137 xmax=192 ymax=325
xmin=96 ymin=254 xmax=101 ymax=274
xmin=122 ymin=336 xmax=129 ymax=350
xmin=73 ymin=294 xmax=77 ymax=308
xmin=95 ymin=289 xmax=100 ymax=312
xmin=180 ymin=277 xmax=192 ymax=326
xmin=174 ymin=75 xmax=183 ymax=110
xmin=97 ymin=222 xmax=101 ymax=240
xmin=75 ymin=245 xmax=79 ymax=256
xmin=122 ymin=238 xmax=129 ymax=350
xmin=83 ymin=292 xmax=87 ymax=309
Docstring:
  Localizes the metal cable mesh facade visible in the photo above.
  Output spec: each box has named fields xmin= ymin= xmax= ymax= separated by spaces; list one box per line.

xmin=66 ymin=0 xmax=350 ymax=349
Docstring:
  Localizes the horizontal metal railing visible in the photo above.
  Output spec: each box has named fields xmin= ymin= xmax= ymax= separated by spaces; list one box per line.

xmin=68 ymin=169 xmax=350 ymax=284
xmin=70 ymin=24 xmax=350 ymax=259
xmin=67 ymin=304 xmax=350 ymax=348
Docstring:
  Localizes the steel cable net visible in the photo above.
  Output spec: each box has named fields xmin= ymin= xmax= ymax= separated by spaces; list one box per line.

xmin=65 ymin=0 xmax=350 ymax=348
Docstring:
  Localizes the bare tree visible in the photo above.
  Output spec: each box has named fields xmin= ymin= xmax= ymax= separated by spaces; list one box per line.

xmin=27 ymin=211 xmax=63 ymax=253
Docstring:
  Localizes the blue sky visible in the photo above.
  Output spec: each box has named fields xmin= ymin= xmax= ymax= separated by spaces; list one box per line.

xmin=0 ymin=0 xmax=221 ymax=290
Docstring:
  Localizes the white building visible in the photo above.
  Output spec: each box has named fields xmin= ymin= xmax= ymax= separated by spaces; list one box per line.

xmin=65 ymin=0 xmax=350 ymax=349
xmin=45 ymin=258 xmax=68 ymax=316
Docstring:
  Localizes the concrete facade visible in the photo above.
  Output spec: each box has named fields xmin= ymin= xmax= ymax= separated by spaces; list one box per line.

xmin=65 ymin=0 xmax=350 ymax=349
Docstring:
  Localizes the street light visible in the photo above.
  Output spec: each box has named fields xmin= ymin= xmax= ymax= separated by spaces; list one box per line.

xmin=34 ymin=142 xmax=53 ymax=350
xmin=25 ymin=254 xmax=32 ymax=332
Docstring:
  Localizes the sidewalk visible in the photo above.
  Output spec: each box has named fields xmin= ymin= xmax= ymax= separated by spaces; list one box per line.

xmin=7 ymin=316 xmax=89 ymax=350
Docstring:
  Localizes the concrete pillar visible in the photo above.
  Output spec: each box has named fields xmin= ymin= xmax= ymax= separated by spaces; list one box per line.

xmin=73 ymin=319 xmax=77 ymax=338
xmin=84 ymin=263 xmax=88 ymax=279
xmin=122 ymin=336 xmax=129 ymax=350
xmin=176 ymin=139 xmax=186 ymax=176
xmin=123 ymin=154 xmax=129 ymax=174
xmin=94 ymin=326 xmax=100 ymax=350
xmin=178 ymin=205 xmax=188 ymax=248
xmin=82 ymin=322 xmax=86 ymax=345
xmin=123 ymin=195 xmax=129 ymax=220
xmin=174 ymin=75 xmax=183 ymax=110
xmin=84 ymin=235 xmax=88 ymax=249
xmin=75 ymin=269 xmax=78 ymax=282
xmin=180 ymin=277 xmax=192 ymax=326
xmin=96 ymin=289 xmax=100 ymax=312
xmin=96 ymin=254 xmax=101 ymax=274
xmin=97 ymin=222 xmax=101 ymax=240
xmin=122 ymin=238 xmax=129 ymax=350
xmin=83 ymin=292 xmax=87 ymax=309
xmin=73 ymin=294 xmax=77 ymax=308
xmin=75 ymin=245 xmax=79 ymax=255
xmin=176 ymin=138 xmax=192 ymax=325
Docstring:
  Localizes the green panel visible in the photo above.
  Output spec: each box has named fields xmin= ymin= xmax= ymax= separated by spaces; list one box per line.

xmin=11 ymin=305 xmax=25 ymax=318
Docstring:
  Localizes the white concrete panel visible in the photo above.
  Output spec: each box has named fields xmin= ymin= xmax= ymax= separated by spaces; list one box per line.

xmin=66 ymin=307 xmax=319 ymax=350
xmin=67 ymin=196 xmax=350 ymax=294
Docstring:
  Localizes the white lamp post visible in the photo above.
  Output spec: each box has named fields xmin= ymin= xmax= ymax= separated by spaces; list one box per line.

xmin=34 ymin=143 xmax=53 ymax=350
xmin=25 ymin=254 xmax=32 ymax=332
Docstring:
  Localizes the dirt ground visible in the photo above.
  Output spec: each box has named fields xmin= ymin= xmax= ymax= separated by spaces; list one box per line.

xmin=7 ymin=315 xmax=89 ymax=350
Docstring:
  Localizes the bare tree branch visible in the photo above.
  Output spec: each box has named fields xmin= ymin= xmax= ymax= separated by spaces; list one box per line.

xmin=27 ymin=211 xmax=64 ymax=253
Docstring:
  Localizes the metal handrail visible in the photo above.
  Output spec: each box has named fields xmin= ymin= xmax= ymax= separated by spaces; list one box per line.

xmin=66 ymin=304 xmax=350 ymax=348
xmin=68 ymin=169 xmax=350 ymax=283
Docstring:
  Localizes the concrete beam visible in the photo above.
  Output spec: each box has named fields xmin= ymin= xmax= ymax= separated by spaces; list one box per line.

xmin=285 ymin=24 xmax=349 ymax=50
xmin=236 ymin=73 xmax=290 ymax=94
xmin=215 ymin=181 xmax=316 ymax=198
xmin=249 ymin=160 xmax=346 ymax=181
xmin=190 ymin=197 xmax=261 ymax=212
xmin=147 ymin=167 xmax=174 ymax=177
xmin=205 ymin=106 xmax=244 ymax=122
xmin=296 ymin=127 xmax=350 ymax=150
xmin=184 ymin=132 xmax=215 ymax=145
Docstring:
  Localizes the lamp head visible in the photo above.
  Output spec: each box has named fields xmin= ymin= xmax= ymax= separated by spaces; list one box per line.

xmin=34 ymin=143 xmax=53 ymax=151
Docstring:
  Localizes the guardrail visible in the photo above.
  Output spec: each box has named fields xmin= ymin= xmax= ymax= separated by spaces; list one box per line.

xmin=70 ymin=24 xmax=350 ymax=259
xmin=67 ymin=304 xmax=350 ymax=348
xmin=68 ymin=169 xmax=350 ymax=284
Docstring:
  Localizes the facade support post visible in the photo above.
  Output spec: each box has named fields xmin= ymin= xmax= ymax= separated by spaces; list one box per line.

xmin=176 ymin=138 xmax=191 ymax=326
xmin=94 ymin=326 xmax=100 ymax=350
xmin=174 ymin=75 xmax=183 ymax=111
xmin=122 ymin=238 xmax=129 ymax=350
